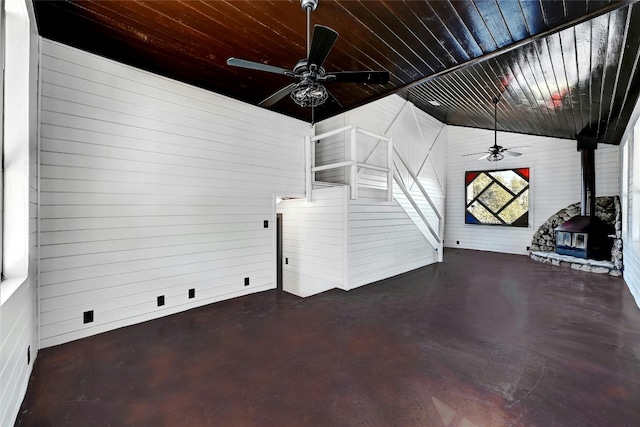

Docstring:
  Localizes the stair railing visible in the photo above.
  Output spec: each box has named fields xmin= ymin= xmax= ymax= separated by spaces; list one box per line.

xmin=306 ymin=126 xmax=393 ymax=202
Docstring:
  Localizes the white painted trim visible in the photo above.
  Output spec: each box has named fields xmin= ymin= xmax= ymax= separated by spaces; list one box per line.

xmin=343 ymin=186 xmax=350 ymax=290
xmin=311 ymin=124 xmax=352 ymax=142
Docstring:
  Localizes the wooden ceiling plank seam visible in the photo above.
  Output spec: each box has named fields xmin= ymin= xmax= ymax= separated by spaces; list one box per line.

xmin=200 ymin=1 xmax=306 ymax=66
xmin=516 ymin=0 xmax=547 ymax=35
xmin=37 ymin=2 xmax=233 ymax=92
xmin=538 ymin=0 xmax=551 ymax=30
xmin=474 ymin=60 xmax=533 ymax=134
xmin=335 ymin=1 xmax=427 ymax=81
xmin=473 ymin=0 xmax=515 ymax=48
xmin=594 ymin=12 xmax=614 ymax=137
xmin=513 ymin=47 xmax=561 ymax=131
xmin=556 ymin=30 xmax=582 ymax=136
xmin=587 ymin=0 xmax=616 ymax=14
xmin=515 ymin=0 xmax=533 ymax=37
xmin=495 ymin=0 xmax=531 ymax=40
xmin=558 ymin=27 xmax=585 ymax=133
xmin=190 ymin=0 xmax=304 ymax=64
xmin=437 ymin=71 xmax=491 ymax=123
xmin=563 ymin=0 xmax=588 ymax=21
xmin=83 ymin=1 xmax=241 ymax=65
xmin=467 ymin=0 xmax=504 ymax=55
xmin=608 ymin=4 xmax=640 ymax=142
xmin=573 ymin=24 xmax=592 ymax=137
xmin=539 ymin=35 xmax=576 ymax=136
xmin=530 ymin=39 xmax=562 ymax=125
xmin=431 ymin=0 xmax=484 ymax=58
xmin=485 ymin=57 xmax=548 ymax=133
xmin=413 ymin=78 xmax=481 ymax=127
xmin=596 ymin=10 xmax=619 ymax=139
xmin=458 ymin=65 xmax=528 ymax=134
xmin=450 ymin=0 xmax=499 ymax=53
xmin=329 ymin=3 xmax=422 ymax=84
xmin=541 ymin=0 xmax=569 ymax=28
xmin=602 ymin=7 xmax=632 ymax=142
xmin=454 ymin=68 xmax=500 ymax=127
xmin=358 ymin=2 xmax=438 ymax=75
xmin=429 ymin=77 xmax=491 ymax=130
xmin=400 ymin=0 xmax=458 ymax=67
xmin=421 ymin=0 xmax=473 ymax=62
xmin=587 ymin=14 xmax=608 ymax=135
xmin=379 ymin=1 xmax=447 ymax=72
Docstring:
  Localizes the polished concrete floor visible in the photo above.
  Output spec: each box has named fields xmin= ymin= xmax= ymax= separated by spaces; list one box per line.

xmin=17 ymin=249 xmax=640 ymax=426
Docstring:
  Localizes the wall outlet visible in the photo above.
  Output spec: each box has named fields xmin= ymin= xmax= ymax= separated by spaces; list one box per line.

xmin=457 ymin=241 xmax=460 ymax=245
xmin=188 ymin=288 xmax=195 ymax=299
xmin=285 ymin=257 xmax=288 ymax=265
xmin=244 ymin=277 xmax=250 ymax=286
xmin=83 ymin=310 xmax=94 ymax=324
xmin=157 ymin=295 xmax=165 ymax=306
xmin=264 ymin=220 xmax=269 ymax=228
xmin=526 ymin=246 xmax=530 ymax=251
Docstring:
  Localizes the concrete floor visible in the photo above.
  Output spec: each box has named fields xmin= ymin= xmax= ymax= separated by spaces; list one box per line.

xmin=16 ymin=249 xmax=640 ymax=426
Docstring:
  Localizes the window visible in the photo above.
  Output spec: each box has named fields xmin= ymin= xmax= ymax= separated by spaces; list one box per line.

xmin=465 ymin=168 xmax=529 ymax=227
xmin=2 ymin=0 xmax=33 ymax=302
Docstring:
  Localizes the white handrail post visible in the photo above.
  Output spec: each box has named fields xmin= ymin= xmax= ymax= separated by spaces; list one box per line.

xmin=350 ymin=127 xmax=358 ymax=200
xmin=305 ymin=134 xmax=312 ymax=202
xmin=311 ymin=133 xmax=316 ymax=185
xmin=387 ymin=137 xmax=393 ymax=202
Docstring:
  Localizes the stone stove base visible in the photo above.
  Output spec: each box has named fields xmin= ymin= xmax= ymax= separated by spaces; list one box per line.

xmin=530 ymin=250 xmax=621 ymax=276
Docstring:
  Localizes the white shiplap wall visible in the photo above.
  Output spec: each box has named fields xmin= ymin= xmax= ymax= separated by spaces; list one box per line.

xmin=38 ymin=40 xmax=308 ymax=348
xmin=445 ymin=126 xmax=620 ymax=255
xmin=277 ymin=186 xmax=347 ymax=297
xmin=348 ymin=188 xmax=436 ymax=289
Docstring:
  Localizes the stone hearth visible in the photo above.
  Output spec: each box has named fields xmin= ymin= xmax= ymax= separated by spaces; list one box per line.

xmin=530 ymin=250 xmax=620 ymax=276
xmin=529 ymin=196 xmax=622 ymax=275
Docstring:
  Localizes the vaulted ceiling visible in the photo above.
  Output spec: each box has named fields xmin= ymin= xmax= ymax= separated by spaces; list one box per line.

xmin=32 ymin=0 xmax=640 ymax=144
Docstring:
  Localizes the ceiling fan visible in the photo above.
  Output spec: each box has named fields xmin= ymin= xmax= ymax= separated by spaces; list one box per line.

xmin=226 ymin=0 xmax=389 ymax=111
xmin=463 ymin=96 xmax=531 ymax=161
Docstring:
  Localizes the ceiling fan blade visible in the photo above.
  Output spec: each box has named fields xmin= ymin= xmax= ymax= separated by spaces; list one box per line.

xmin=504 ymin=150 xmax=522 ymax=157
xmin=478 ymin=153 xmax=491 ymax=160
xmin=508 ymin=145 xmax=532 ymax=150
xmin=308 ymin=25 xmax=338 ymax=69
xmin=462 ymin=151 xmax=490 ymax=157
xmin=324 ymin=70 xmax=389 ymax=84
xmin=227 ymin=57 xmax=292 ymax=76
xmin=259 ymin=83 xmax=297 ymax=107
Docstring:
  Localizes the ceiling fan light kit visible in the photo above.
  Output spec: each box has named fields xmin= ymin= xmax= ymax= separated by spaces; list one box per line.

xmin=226 ymin=0 xmax=389 ymax=112
xmin=291 ymin=79 xmax=328 ymax=107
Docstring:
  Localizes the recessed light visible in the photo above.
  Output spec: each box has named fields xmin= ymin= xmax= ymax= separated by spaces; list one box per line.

xmin=428 ymin=100 xmax=441 ymax=107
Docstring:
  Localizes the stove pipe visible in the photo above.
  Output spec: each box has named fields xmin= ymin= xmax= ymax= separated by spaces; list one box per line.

xmin=578 ymin=136 xmax=597 ymax=217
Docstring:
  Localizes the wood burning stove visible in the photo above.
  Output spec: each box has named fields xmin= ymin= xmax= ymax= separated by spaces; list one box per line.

xmin=554 ymin=136 xmax=613 ymax=261
xmin=555 ymin=216 xmax=612 ymax=260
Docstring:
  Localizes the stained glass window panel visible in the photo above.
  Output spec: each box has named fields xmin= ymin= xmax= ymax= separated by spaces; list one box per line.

xmin=465 ymin=168 xmax=529 ymax=227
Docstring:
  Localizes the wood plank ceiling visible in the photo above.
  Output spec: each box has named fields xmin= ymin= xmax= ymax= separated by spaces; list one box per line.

xmin=32 ymin=0 xmax=640 ymax=145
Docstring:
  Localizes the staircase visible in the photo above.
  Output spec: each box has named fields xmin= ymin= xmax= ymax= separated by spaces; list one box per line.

xmin=307 ymin=124 xmax=444 ymax=261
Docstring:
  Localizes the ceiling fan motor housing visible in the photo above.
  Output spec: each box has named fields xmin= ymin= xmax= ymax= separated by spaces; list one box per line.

xmin=300 ymin=0 xmax=318 ymax=11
